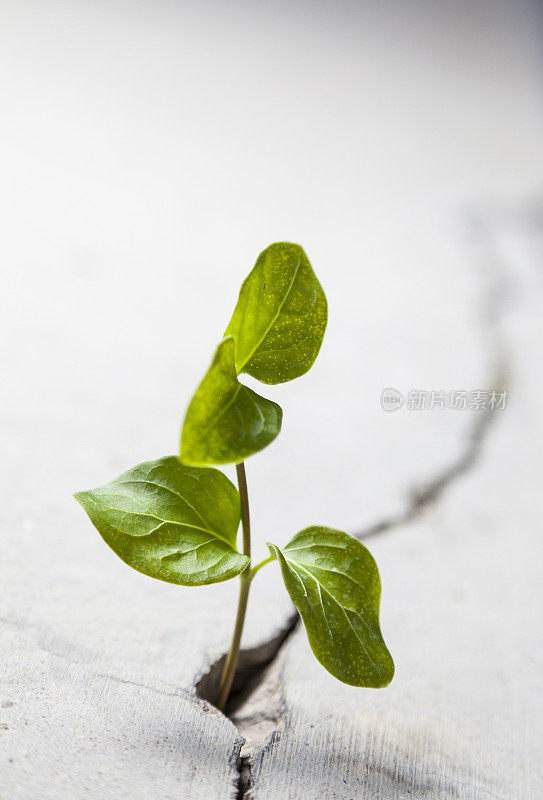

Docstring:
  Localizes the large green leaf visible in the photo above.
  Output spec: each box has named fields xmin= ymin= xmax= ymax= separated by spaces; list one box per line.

xmin=268 ymin=527 xmax=394 ymax=688
xmin=224 ymin=242 xmax=327 ymax=384
xmin=74 ymin=456 xmax=249 ymax=586
xmin=180 ymin=336 xmax=282 ymax=466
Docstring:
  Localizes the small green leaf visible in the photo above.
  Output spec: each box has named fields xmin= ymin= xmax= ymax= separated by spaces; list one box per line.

xmin=268 ymin=527 xmax=394 ymax=688
xmin=74 ymin=456 xmax=249 ymax=586
xmin=224 ymin=242 xmax=328 ymax=384
xmin=180 ymin=336 xmax=282 ymax=466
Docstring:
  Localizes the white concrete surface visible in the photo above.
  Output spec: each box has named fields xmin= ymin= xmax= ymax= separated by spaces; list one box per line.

xmin=1 ymin=1 xmax=542 ymax=797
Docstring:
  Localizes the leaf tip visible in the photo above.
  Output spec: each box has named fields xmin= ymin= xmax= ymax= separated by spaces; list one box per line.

xmin=366 ymin=648 xmax=395 ymax=689
xmin=73 ymin=489 xmax=98 ymax=518
xmin=381 ymin=653 xmax=396 ymax=688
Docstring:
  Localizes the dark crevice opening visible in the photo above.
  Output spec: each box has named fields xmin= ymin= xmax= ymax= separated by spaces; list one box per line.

xmin=235 ymin=755 xmax=253 ymax=800
xmin=195 ymin=611 xmax=299 ymax=717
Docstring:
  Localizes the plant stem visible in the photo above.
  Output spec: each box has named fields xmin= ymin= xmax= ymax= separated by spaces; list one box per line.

xmin=250 ymin=555 xmax=274 ymax=580
xmin=216 ymin=462 xmax=252 ymax=711
xmin=236 ymin=461 xmax=251 ymax=564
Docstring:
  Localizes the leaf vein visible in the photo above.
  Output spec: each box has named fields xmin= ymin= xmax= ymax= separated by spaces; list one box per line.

xmin=238 ymin=248 xmax=302 ymax=371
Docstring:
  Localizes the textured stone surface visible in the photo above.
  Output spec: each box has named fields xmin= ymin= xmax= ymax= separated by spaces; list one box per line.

xmin=1 ymin=1 xmax=542 ymax=797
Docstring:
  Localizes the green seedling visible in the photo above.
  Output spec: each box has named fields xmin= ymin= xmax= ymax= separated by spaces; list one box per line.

xmin=75 ymin=242 xmax=394 ymax=710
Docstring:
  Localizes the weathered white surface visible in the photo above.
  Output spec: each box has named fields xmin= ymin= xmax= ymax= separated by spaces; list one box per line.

xmin=1 ymin=0 xmax=542 ymax=797
xmin=1 ymin=636 xmax=241 ymax=799
xmin=249 ymin=208 xmax=543 ymax=798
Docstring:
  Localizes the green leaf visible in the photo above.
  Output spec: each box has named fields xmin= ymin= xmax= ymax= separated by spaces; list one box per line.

xmin=224 ymin=242 xmax=327 ymax=384
xmin=180 ymin=336 xmax=282 ymax=466
xmin=268 ymin=527 xmax=394 ymax=688
xmin=74 ymin=456 xmax=249 ymax=586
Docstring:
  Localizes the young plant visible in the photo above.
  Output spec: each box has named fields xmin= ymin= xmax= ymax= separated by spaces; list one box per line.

xmin=75 ymin=242 xmax=394 ymax=710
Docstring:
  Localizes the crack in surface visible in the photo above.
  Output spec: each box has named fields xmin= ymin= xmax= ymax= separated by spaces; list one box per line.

xmin=235 ymin=756 xmax=254 ymax=800
xmin=196 ymin=622 xmax=294 ymax=798
xmin=199 ymin=389 xmax=505 ymax=798
xmin=355 ymin=207 xmax=511 ymax=543
xmin=200 ymin=205 xmax=516 ymax=798
xmin=214 ymin=395 xmax=501 ymax=796
xmin=355 ymin=402 xmax=501 ymax=543
xmin=196 ymin=612 xmax=299 ymax=717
